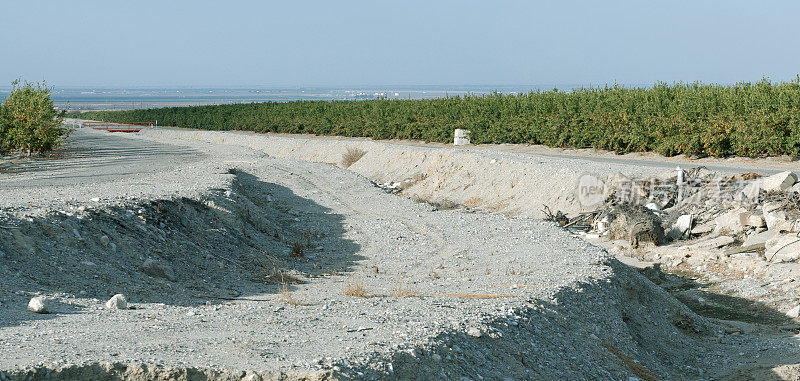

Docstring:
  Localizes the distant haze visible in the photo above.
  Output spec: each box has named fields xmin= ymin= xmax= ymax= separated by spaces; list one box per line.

xmin=2 ymin=1 xmax=799 ymax=88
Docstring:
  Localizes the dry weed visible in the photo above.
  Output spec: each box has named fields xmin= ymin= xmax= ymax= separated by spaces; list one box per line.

xmin=343 ymin=281 xmax=371 ymax=298
xmin=278 ymin=273 xmax=307 ymax=306
xmin=290 ymin=241 xmax=305 ymax=257
xmin=390 ymin=282 xmax=421 ymax=298
xmin=341 ymin=147 xmax=367 ymax=168
xmin=440 ymin=293 xmax=514 ymax=299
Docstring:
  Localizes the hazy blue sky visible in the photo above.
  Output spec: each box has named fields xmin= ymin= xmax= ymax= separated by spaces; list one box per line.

xmin=2 ymin=1 xmax=799 ymax=88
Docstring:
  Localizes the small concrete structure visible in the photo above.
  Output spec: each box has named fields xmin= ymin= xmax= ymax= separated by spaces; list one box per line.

xmin=454 ymin=129 xmax=471 ymax=146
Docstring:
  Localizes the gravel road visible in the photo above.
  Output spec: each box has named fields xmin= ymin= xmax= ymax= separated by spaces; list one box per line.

xmin=1 ymin=127 xmax=799 ymax=380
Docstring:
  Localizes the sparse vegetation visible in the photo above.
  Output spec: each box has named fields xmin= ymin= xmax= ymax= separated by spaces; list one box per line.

xmin=78 ymin=77 xmax=800 ymax=158
xmin=390 ymin=282 xmax=421 ymax=298
xmin=343 ymin=281 xmax=371 ymax=298
xmin=341 ymin=147 xmax=366 ymax=168
xmin=290 ymin=241 xmax=305 ymax=257
xmin=440 ymin=293 xmax=514 ymax=299
xmin=280 ymin=281 xmax=306 ymax=306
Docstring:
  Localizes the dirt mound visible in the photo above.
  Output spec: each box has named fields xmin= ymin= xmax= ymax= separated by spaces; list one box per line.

xmin=0 ymin=170 xmax=346 ymax=308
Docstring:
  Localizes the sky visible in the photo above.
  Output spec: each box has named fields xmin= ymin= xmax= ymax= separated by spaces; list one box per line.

xmin=1 ymin=1 xmax=799 ymax=88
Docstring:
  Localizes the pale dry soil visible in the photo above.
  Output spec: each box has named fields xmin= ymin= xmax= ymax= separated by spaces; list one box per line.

xmin=0 ymin=127 xmax=798 ymax=380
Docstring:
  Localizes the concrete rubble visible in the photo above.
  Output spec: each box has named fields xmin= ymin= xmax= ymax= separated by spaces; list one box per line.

xmin=573 ymin=168 xmax=800 ymax=316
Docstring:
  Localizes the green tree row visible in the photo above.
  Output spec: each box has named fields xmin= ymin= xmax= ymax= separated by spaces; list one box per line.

xmin=78 ymin=78 xmax=800 ymax=157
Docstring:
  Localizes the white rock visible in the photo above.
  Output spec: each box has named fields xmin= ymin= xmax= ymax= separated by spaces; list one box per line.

xmin=674 ymin=214 xmax=693 ymax=234
xmin=90 ymin=197 xmax=100 ymax=202
xmin=466 ymin=327 xmax=482 ymax=337
xmin=791 ymin=183 xmax=800 ymax=194
xmin=645 ymin=203 xmax=660 ymax=211
xmin=765 ymin=235 xmax=800 ymax=263
xmin=762 ymin=171 xmax=797 ymax=192
xmin=105 ymin=294 xmax=128 ymax=310
xmin=28 ymin=297 xmax=50 ymax=314
xmin=787 ymin=305 xmax=800 ymax=319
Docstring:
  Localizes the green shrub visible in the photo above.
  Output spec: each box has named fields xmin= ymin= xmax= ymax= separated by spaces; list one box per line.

xmin=78 ymin=78 xmax=800 ymax=158
xmin=0 ymin=80 xmax=70 ymax=155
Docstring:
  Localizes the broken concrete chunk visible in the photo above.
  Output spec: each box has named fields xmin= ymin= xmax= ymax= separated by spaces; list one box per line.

xmin=28 ymin=297 xmax=50 ymax=314
xmin=765 ymin=211 xmax=790 ymax=232
xmin=743 ymin=229 xmax=778 ymax=247
xmin=762 ymin=171 xmax=797 ymax=192
xmin=714 ymin=208 xmax=749 ymax=234
xmin=738 ymin=213 xmax=765 ymax=228
xmin=742 ymin=181 xmax=761 ymax=200
xmin=765 ymin=234 xmax=800 ymax=263
xmin=691 ymin=222 xmax=714 ymax=235
xmin=763 ymin=201 xmax=783 ymax=215
xmin=141 ymin=258 xmax=176 ymax=281
xmin=105 ymin=294 xmax=128 ymax=310
xmin=689 ymin=235 xmax=735 ymax=250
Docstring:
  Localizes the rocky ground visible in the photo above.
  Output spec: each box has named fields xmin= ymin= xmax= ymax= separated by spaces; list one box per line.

xmin=1 ymin=127 xmax=800 ymax=380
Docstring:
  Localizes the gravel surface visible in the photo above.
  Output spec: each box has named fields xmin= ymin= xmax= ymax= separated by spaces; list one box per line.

xmin=1 ymin=127 xmax=800 ymax=380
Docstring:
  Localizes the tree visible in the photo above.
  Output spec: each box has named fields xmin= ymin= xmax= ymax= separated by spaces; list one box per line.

xmin=0 ymin=80 xmax=70 ymax=155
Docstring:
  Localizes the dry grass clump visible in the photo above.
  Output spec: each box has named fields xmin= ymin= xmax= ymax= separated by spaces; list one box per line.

xmin=343 ymin=281 xmax=371 ymax=298
xmin=290 ymin=241 xmax=305 ymax=257
xmin=390 ymin=282 xmax=421 ymax=298
xmin=341 ymin=147 xmax=367 ymax=168
xmin=280 ymin=282 xmax=307 ymax=306
xmin=274 ymin=271 xmax=306 ymax=306
xmin=440 ymin=293 xmax=514 ymax=299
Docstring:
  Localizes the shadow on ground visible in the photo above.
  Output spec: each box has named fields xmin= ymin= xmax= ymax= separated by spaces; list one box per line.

xmin=360 ymin=259 xmax=800 ymax=380
xmin=0 ymin=169 xmax=362 ymax=327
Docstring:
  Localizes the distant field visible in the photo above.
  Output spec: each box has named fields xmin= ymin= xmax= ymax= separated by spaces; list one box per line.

xmin=78 ymin=79 xmax=800 ymax=158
